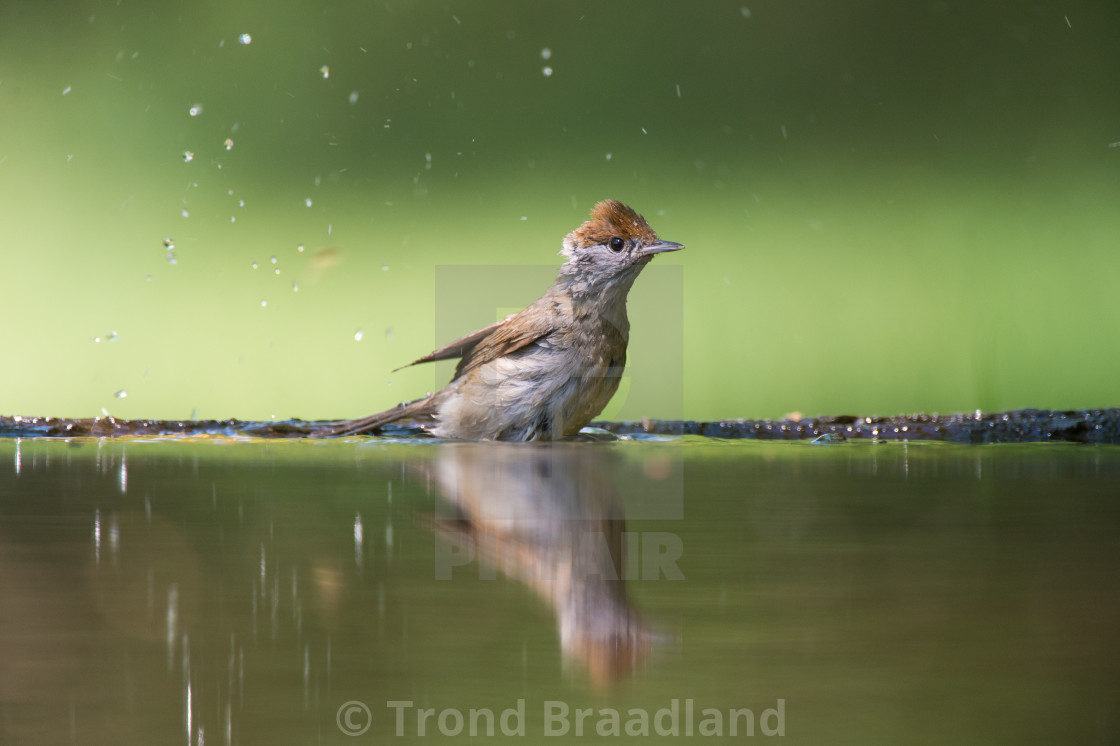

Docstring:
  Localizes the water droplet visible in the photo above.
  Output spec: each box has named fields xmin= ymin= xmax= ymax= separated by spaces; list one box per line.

xmin=274 ymin=268 xmax=280 ymax=275
xmin=163 ymin=238 xmax=175 ymax=249
xmin=540 ymin=47 xmax=552 ymax=60
xmin=542 ymin=66 xmax=553 ymax=77
xmin=224 ymin=138 xmax=234 ymax=150
xmin=62 ymin=86 xmax=73 ymax=96
xmin=230 ymin=215 xmax=236 ymax=223
xmin=740 ymin=6 xmax=752 ymax=18
xmin=270 ymin=256 xmax=277 ymax=264
xmin=181 ymin=209 xmax=190 ymax=218
xmin=93 ymin=337 xmax=102 ymax=343
xmin=297 ymin=244 xmax=305 ymax=253
xmin=349 ymin=91 xmax=359 ymax=104
xmin=115 ymin=389 xmax=127 ymax=399
xmin=305 ymin=198 xmax=312 ymax=207
xmin=251 ymin=262 xmax=259 ymax=270
xmin=238 ymin=199 xmax=245 ymax=207
xmin=319 ymin=65 xmax=330 ymax=79
xmin=385 ymin=328 xmax=393 ymax=341
xmin=166 ymin=252 xmax=177 ymax=264
xmin=107 ymin=331 xmax=119 ymax=342
xmin=238 ymin=33 xmax=252 ymax=45
xmin=182 ymin=151 xmax=194 ymax=162
xmin=260 ymin=300 xmax=268 ymax=308
xmin=189 ymin=103 xmax=203 ymax=117
xmin=605 ymin=153 xmax=612 ymax=160
xmin=354 ymin=330 xmax=364 ymax=342
xmin=381 ymin=264 xmax=389 ymax=271
xmin=292 ymin=281 xmax=299 ymax=292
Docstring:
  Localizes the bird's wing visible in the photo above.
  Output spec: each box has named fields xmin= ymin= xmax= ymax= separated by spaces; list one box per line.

xmin=392 ymin=317 xmax=510 ymax=371
xmin=452 ymin=309 xmax=560 ymax=379
xmin=394 ymin=303 xmax=562 ymax=379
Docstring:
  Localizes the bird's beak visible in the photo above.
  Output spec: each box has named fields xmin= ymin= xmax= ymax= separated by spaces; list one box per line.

xmin=641 ymin=240 xmax=684 ymax=256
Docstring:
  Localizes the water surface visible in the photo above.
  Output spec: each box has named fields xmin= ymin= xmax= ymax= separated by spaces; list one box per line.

xmin=1 ymin=437 xmax=1117 ymax=744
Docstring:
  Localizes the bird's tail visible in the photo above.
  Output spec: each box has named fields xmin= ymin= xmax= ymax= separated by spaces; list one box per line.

xmin=311 ymin=396 xmax=436 ymax=437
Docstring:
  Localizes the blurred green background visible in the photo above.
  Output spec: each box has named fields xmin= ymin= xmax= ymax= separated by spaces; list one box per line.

xmin=2 ymin=0 xmax=1117 ymax=422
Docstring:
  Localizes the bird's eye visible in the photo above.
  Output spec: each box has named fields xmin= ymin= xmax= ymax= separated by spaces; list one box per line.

xmin=608 ymin=237 xmax=625 ymax=252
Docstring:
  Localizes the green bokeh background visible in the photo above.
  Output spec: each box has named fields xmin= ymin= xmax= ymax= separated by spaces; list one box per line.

xmin=2 ymin=0 xmax=1117 ymax=421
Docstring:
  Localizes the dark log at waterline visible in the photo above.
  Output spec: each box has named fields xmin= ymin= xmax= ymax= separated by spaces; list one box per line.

xmin=595 ymin=408 xmax=1120 ymax=444
xmin=1 ymin=409 xmax=1118 ymax=444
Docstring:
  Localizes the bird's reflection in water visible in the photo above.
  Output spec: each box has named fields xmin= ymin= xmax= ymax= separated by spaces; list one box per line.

xmin=425 ymin=442 xmax=651 ymax=684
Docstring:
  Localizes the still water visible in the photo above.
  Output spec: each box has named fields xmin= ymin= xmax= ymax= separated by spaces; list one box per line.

xmin=1 ymin=437 xmax=1117 ymax=744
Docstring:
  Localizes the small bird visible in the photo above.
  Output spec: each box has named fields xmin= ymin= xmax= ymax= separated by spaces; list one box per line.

xmin=314 ymin=200 xmax=682 ymax=440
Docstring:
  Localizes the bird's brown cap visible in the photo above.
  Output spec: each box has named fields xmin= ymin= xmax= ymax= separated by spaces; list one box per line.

xmin=570 ymin=200 xmax=658 ymax=248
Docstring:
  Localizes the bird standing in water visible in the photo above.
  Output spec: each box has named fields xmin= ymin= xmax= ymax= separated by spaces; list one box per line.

xmin=314 ymin=200 xmax=682 ymax=440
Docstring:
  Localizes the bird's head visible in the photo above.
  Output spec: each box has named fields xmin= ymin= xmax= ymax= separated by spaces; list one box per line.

xmin=556 ymin=200 xmax=683 ymax=297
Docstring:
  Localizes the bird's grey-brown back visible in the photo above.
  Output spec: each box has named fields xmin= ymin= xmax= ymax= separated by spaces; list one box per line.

xmin=315 ymin=200 xmax=682 ymax=440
